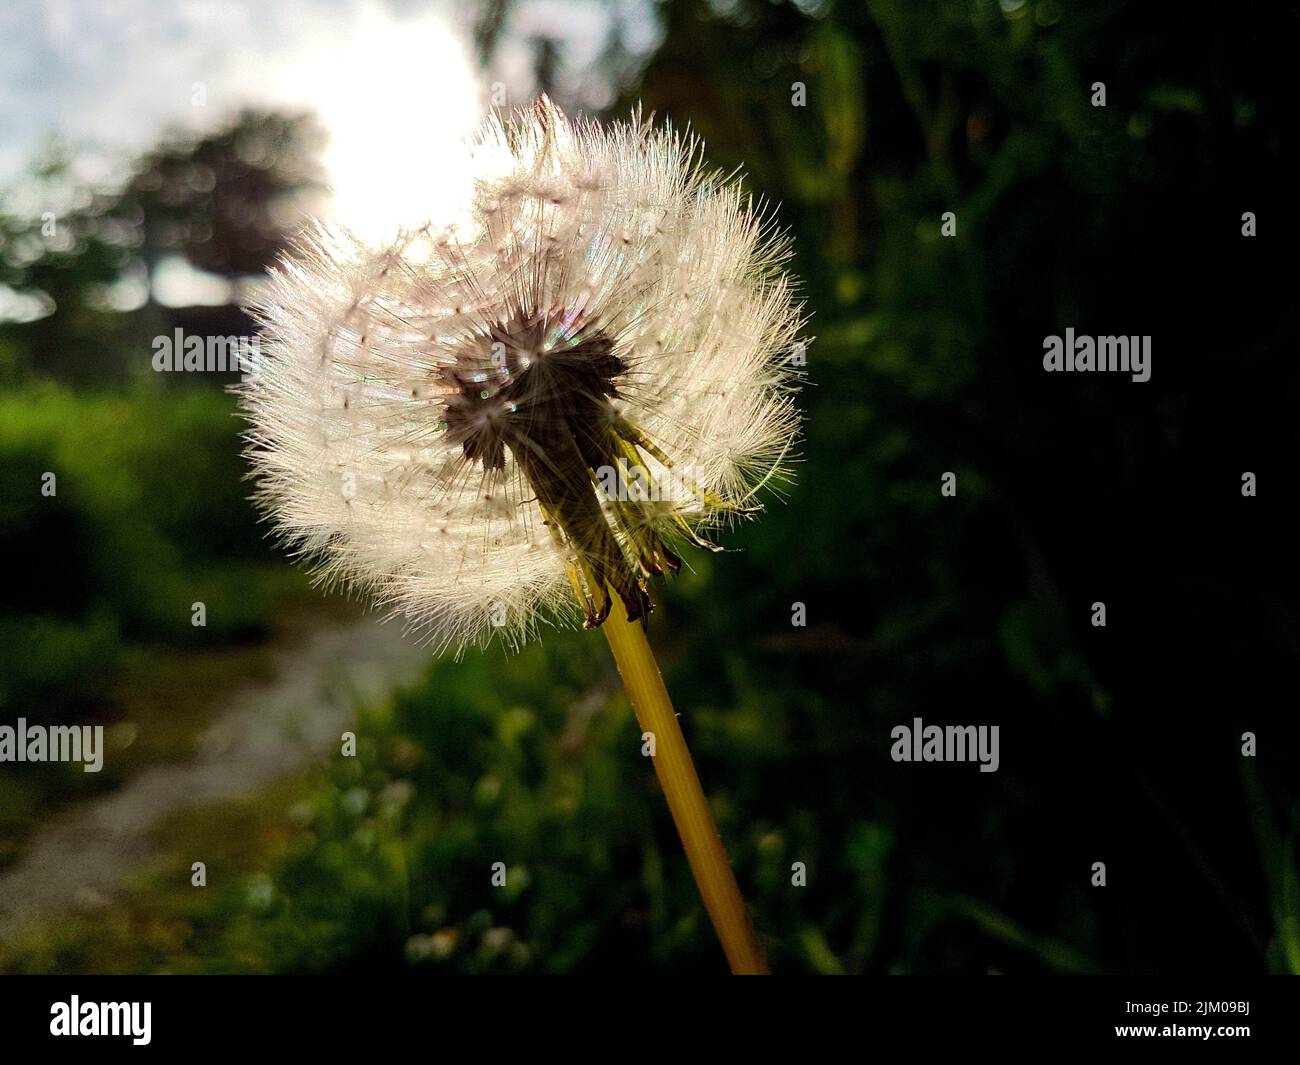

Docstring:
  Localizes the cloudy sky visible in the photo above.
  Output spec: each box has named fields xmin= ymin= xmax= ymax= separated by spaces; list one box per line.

xmin=0 ymin=0 xmax=652 ymax=242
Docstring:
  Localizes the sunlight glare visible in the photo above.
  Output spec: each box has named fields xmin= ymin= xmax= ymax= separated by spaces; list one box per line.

xmin=277 ymin=5 xmax=486 ymax=247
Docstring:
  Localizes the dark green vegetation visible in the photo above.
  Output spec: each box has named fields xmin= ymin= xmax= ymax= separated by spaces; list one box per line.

xmin=0 ymin=1 xmax=1295 ymax=973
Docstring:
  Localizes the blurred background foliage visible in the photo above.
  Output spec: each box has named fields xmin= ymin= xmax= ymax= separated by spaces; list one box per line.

xmin=0 ymin=0 xmax=1295 ymax=973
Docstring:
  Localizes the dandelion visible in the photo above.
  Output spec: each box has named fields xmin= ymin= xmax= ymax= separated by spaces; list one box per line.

xmin=238 ymin=96 xmax=803 ymax=973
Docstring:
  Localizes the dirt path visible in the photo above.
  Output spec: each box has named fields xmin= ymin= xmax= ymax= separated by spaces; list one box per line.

xmin=0 ymin=615 xmax=429 ymax=944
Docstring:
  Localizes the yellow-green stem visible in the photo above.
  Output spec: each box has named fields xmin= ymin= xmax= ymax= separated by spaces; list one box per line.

xmin=601 ymin=592 xmax=770 ymax=974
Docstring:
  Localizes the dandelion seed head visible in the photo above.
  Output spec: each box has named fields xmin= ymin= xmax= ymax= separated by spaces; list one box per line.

xmin=238 ymin=96 xmax=805 ymax=655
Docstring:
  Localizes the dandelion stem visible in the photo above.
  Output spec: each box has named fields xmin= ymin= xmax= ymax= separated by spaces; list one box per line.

xmin=601 ymin=592 xmax=770 ymax=974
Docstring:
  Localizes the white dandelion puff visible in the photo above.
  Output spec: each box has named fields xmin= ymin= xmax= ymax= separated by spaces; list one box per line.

xmin=237 ymin=96 xmax=805 ymax=655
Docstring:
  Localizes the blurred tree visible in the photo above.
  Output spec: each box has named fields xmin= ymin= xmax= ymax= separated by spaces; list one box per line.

xmin=118 ymin=108 xmax=325 ymax=285
xmin=0 ymin=109 xmax=324 ymax=382
xmin=0 ymin=144 xmax=136 ymax=379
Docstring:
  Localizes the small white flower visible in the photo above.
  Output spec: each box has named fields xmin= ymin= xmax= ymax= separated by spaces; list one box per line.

xmin=238 ymin=97 xmax=804 ymax=654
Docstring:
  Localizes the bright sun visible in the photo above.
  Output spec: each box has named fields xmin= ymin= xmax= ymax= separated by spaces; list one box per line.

xmin=275 ymin=5 xmax=485 ymax=246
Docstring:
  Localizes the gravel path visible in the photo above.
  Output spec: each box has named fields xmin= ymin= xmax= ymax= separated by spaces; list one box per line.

xmin=0 ymin=616 xmax=428 ymax=943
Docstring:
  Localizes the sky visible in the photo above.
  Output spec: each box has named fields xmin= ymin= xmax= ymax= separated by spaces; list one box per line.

xmin=0 ymin=0 xmax=655 ymax=245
